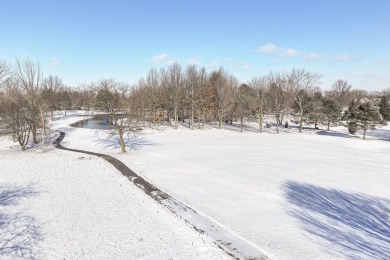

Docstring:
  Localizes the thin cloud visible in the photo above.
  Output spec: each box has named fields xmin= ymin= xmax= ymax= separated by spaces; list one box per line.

xmin=303 ymin=53 xmax=322 ymax=62
xmin=49 ymin=57 xmax=60 ymax=68
xmin=241 ymin=61 xmax=251 ymax=71
xmin=343 ymin=70 xmax=374 ymax=78
xmin=188 ymin=56 xmax=203 ymax=65
xmin=257 ymin=43 xmax=281 ymax=54
xmin=208 ymin=61 xmax=220 ymax=70
xmin=337 ymin=54 xmax=361 ymax=62
xmin=282 ymin=48 xmax=298 ymax=57
xmin=375 ymin=59 xmax=390 ymax=65
xmin=152 ymin=53 xmax=172 ymax=64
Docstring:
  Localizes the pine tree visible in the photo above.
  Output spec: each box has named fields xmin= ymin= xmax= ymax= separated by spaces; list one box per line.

xmin=321 ymin=98 xmax=341 ymax=131
xmin=379 ymin=96 xmax=390 ymax=121
xmin=344 ymin=101 xmax=382 ymax=140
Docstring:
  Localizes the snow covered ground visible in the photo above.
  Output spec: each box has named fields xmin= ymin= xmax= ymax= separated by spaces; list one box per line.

xmin=114 ymin=126 xmax=390 ymax=260
xmin=0 ymin=113 xmax=230 ymax=259
xmin=2 ymin=111 xmax=390 ymax=259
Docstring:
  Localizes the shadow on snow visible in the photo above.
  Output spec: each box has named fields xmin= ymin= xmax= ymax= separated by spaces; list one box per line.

xmin=316 ymin=128 xmax=390 ymax=141
xmin=0 ymin=184 xmax=42 ymax=259
xmin=316 ymin=130 xmax=360 ymax=139
xmin=95 ymin=135 xmax=157 ymax=150
xmin=283 ymin=181 xmax=390 ymax=259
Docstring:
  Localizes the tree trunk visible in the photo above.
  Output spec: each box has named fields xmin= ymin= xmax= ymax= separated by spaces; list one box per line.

xmin=190 ymin=96 xmax=194 ymax=130
xmin=218 ymin=110 xmax=222 ymax=129
xmin=327 ymin=121 xmax=330 ymax=131
xmin=32 ymin=125 xmax=38 ymax=144
xmin=258 ymin=108 xmax=263 ymax=133
xmin=276 ymin=116 xmax=279 ymax=134
xmin=280 ymin=110 xmax=285 ymax=126
xmin=174 ymin=106 xmax=178 ymax=129
xmin=203 ymin=111 xmax=206 ymax=129
xmin=51 ymin=110 xmax=54 ymax=121
xmin=240 ymin=114 xmax=243 ymax=132
xmin=363 ymin=129 xmax=366 ymax=140
xmin=118 ymin=128 xmax=126 ymax=153
xmin=198 ymin=109 xmax=201 ymax=129
xmin=299 ymin=107 xmax=303 ymax=133
xmin=42 ymin=112 xmax=47 ymax=135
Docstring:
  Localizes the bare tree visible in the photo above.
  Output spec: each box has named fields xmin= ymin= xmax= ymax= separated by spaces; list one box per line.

xmin=165 ymin=63 xmax=183 ymax=129
xmin=0 ymin=78 xmax=31 ymax=150
xmin=288 ymin=68 xmax=322 ymax=133
xmin=249 ymin=76 xmax=268 ymax=133
xmin=234 ymin=84 xmax=254 ymax=132
xmin=41 ymin=75 xmax=63 ymax=120
xmin=381 ymin=88 xmax=390 ymax=99
xmin=145 ymin=68 xmax=161 ymax=123
xmin=14 ymin=58 xmax=42 ymax=144
xmin=325 ymin=79 xmax=352 ymax=108
xmin=209 ymin=68 xmax=235 ymax=129
xmin=0 ymin=60 xmax=11 ymax=86
xmin=267 ymin=72 xmax=286 ymax=134
xmin=92 ymin=79 xmax=143 ymax=153
xmin=184 ymin=65 xmax=200 ymax=130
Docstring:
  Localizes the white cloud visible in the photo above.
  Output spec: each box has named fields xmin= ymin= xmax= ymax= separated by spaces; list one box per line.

xmin=241 ymin=61 xmax=251 ymax=71
xmin=282 ymin=48 xmax=298 ymax=57
xmin=152 ymin=53 xmax=171 ymax=64
xmin=337 ymin=54 xmax=361 ymax=62
xmin=257 ymin=43 xmax=280 ymax=54
xmin=188 ymin=56 xmax=203 ymax=65
xmin=208 ymin=61 xmax=220 ymax=70
xmin=303 ymin=53 xmax=322 ymax=61
xmin=343 ymin=70 xmax=374 ymax=78
xmin=49 ymin=57 xmax=60 ymax=68
xmin=375 ymin=58 xmax=390 ymax=65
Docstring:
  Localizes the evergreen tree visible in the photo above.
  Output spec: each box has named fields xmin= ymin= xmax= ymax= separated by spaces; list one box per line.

xmin=344 ymin=101 xmax=382 ymax=140
xmin=307 ymin=92 xmax=324 ymax=129
xmin=321 ymin=98 xmax=341 ymax=131
xmin=379 ymin=96 xmax=390 ymax=121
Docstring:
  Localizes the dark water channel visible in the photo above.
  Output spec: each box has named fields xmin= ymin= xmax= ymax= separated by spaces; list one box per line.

xmin=70 ymin=115 xmax=117 ymax=130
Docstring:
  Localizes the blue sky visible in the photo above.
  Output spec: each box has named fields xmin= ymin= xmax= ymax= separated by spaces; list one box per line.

xmin=1 ymin=0 xmax=389 ymax=90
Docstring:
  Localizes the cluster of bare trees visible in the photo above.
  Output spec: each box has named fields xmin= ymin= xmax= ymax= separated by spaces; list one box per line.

xmin=127 ymin=64 xmax=387 ymax=134
xmin=0 ymin=59 xmax=91 ymax=150
xmin=1 ymin=58 xmax=389 ymax=151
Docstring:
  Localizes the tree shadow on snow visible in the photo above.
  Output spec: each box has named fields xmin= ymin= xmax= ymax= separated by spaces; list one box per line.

xmin=284 ymin=181 xmax=390 ymax=259
xmin=316 ymin=128 xmax=390 ymax=141
xmin=363 ymin=128 xmax=390 ymax=141
xmin=316 ymin=130 xmax=360 ymax=139
xmin=95 ymin=136 xmax=157 ymax=150
xmin=0 ymin=184 xmax=42 ymax=259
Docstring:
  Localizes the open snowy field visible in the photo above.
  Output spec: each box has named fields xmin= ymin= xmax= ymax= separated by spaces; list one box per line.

xmin=119 ymin=127 xmax=390 ymax=260
xmin=0 ymin=114 xmax=230 ymax=259
xmin=1 ymin=111 xmax=390 ymax=259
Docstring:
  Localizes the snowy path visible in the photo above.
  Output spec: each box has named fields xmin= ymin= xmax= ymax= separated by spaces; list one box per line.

xmin=54 ymin=131 xmax=269 ymax=260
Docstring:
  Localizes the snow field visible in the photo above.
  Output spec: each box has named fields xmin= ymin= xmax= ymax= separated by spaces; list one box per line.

xmin=3 ymin=111 xmax=390 ymax=259
xmin=0 ymin=139 xmax=230 ymax=259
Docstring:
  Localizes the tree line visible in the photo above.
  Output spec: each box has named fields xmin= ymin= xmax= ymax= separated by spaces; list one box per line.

xmin=1 ymin=58 xmax=389 ymax=151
